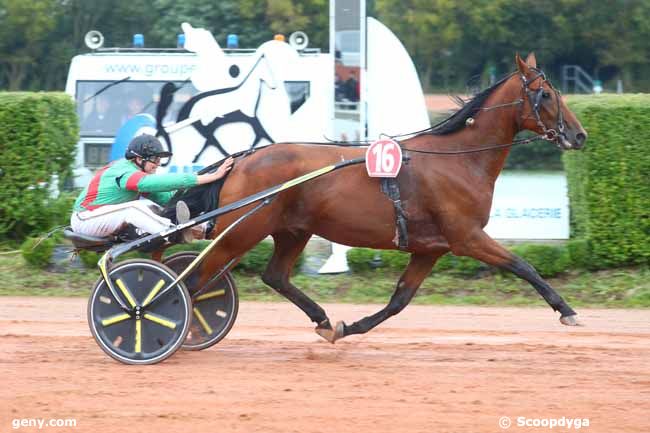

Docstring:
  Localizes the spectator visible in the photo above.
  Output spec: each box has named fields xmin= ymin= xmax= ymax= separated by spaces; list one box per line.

xmin=83 ymin=95 xmax=115 ymax=133
xmin=121 ymin=95 xmax=146 ymax=125
xmin=345 ymin=71 xmax=359 ymax=102
xmin=335 ymin=73 xmax=346 ymax=102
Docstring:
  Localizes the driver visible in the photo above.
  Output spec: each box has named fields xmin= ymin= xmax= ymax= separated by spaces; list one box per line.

xmin=71 ymin=134 xmax=233 ymax=243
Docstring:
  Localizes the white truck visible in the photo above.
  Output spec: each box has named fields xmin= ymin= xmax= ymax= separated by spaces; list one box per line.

xmin=65 ymin=23 xmax=334 ymax=187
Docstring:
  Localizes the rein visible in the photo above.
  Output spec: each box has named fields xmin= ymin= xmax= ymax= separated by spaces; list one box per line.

xmin=185 ymin=67 xmax=566 ymax=162
xmin=317 ymin=67 xmax=566 ymax=155
xmin=399 ymin=70 xmax=563 ymax=155
xmin=400 ymin=134 xmax=544 ymax=155
xmin=283 ymin=132 xmax=546 ymax=156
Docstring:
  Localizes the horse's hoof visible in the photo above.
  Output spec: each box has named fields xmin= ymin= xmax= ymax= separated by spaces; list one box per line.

xmin=560 ymin=314 xmax=582 ymax=326
xmin=315 ymin=321 xmax=346 ymax=343
xmin=333 ymin=321 xmax=346 ymax=341
xmin=315 ymin=325 xmax=336 ymax=343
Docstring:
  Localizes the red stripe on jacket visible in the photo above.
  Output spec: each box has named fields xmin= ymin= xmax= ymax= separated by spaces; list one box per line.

xmin=80 ymin=164 xmax=112 ymax=211
xmin=125 ymin=171 xmax=147 ymax=191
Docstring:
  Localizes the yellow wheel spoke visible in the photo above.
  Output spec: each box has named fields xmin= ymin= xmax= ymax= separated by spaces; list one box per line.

xmin=101 ymin=313 xmax=131 ymax=327
xmin=143 ymin=312 xmax=177 ymax=330
xmin=115 ymin=278 xmax=137 ymax=308
xmin=194 ymin=289 xmax=225 ymax=302
xmin=142 ymin=279 xmax=166 ymax=306
xmin=135 ymin=318 xmax=142 ymax=353
xmin=193 ymin=307 xmax=213 ymax=335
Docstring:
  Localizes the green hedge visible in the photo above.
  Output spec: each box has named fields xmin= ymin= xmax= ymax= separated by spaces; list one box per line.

xmin=0 ymin=92 xmax=78 ymax=241
xmin=347 ymin=243 xmax=578 ymax=278
xmin=236 ymin=241 xmax=275 ymax=273
xmin=347 ymin=248 xmax=410 ymax=273
xmin=346 ymin=248 xmax=488 ymax=276
xmin=566 ymin=239 xmax=591 ymax=270
xmin=564 ymin=95 xmax=650 ymax=269
xmin=20 ymin=236 xmax=55 ymax=269
xmin=234 ymin=240 xmax=304 ymax=274
xmin=510 ymin=244 xmax=570 ymax=277
xmin=78 ymin=250 xmax=101 ymax=269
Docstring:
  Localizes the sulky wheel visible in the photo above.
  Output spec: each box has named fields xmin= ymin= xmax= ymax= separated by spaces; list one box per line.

xmin=88 ymin=259 xmax=192 ymax=365
xmin=163 ymin=252 xmax=239 ymax=351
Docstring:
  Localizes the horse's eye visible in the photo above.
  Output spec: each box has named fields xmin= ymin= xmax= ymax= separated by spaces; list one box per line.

xmin=542 ymin=91 xmax=551 ymax=99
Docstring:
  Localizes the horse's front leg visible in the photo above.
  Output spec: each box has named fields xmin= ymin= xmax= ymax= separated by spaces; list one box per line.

xmin=262 ymin=231 xmax=334 ymax=332
xmin=452 ymin=229 xmax=579 ymax=325
xmin=326 ymin=252 xmax=441 ymax=343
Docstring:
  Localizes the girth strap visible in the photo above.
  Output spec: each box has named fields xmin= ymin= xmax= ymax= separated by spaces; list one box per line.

xmin=380 ymin=177 xmax=408 ymax=250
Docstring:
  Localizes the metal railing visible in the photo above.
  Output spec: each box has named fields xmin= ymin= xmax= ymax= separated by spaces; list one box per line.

xmin=562 ymin=65 xmax=594 ymax=94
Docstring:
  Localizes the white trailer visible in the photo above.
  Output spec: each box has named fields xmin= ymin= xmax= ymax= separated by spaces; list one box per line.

xmin=65 ymin=24 xmax=334 ymax=187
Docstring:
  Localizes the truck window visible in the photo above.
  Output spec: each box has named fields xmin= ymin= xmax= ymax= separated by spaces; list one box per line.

xmin=76 ymin=80 xmax=198 ymax=137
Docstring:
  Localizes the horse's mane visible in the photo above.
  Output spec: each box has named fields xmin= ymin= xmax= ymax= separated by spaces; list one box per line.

xmin=426 ymin=72 xmax=515 ymax=136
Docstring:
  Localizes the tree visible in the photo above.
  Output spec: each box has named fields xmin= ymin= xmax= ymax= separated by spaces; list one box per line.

xmin=375 ymin=0 xmax=461 ymax=92
xmin=0 ymin=0 xmax=57 ymax=89
xmin=573 ymin=0 xmax=650 ymax=90
xmin=147 ymin=0 xmax=329 ymax=52
xmin=150 ymin=0 xmax=268 ymax=49
xmin=2 ymin=0 xmax=650 ymax=92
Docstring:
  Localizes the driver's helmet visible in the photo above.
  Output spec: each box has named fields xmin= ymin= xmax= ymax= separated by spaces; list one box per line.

xmin=125 ymin=134 xmax=172 ymax=161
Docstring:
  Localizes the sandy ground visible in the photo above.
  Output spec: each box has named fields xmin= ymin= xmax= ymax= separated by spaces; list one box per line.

xmin=0 ymin=297 xmax=649 ymax=433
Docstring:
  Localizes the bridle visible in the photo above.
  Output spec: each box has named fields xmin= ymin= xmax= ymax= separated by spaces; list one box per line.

xmin=477 ymin=68 xmax=566 ymax=144
xmin=519 ymin=68 xmax=566 ymax=146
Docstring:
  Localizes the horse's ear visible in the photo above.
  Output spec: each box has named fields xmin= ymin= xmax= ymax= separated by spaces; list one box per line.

xmin=516 ymin=53 xmax=529 ymax=75
xmin=525 ymin=52 xmax=537 ymax=68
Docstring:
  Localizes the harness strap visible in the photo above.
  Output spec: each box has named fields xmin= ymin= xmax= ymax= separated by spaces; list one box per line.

xmin=380 ymin=177 xmax=408 ymax=250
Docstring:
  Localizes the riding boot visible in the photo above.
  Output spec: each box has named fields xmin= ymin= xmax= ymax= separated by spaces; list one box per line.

xmin=173 ymin=200 xmax=194 ymax=244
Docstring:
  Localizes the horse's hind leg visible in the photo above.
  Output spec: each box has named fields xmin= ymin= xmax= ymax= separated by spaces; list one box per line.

xmin=453 ymin=230 xmax=579 ymax=325
xmin=262 ymin=231 xmax=334 ymax=334
xmin=335 ymin=252 xmax=441 ymax=342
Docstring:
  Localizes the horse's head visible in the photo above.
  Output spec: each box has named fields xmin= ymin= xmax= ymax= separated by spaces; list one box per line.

xmin=516 ymin=53 xmax=587 ymax=150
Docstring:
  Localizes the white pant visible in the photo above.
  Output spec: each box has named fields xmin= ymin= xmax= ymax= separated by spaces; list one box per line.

xmin=71 ymin=199 xmax=173 ymax=238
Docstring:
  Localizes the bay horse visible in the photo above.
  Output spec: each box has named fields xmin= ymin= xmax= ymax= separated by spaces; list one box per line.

xmin=181 ymin=53 xmax=588 ymax=343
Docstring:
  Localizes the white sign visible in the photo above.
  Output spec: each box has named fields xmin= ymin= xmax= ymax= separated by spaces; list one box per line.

xmin=485 ymin=172 xmax=569 ymax=239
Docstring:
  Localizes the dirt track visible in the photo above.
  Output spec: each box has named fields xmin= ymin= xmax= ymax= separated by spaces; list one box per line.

xmin=1 ymin=297 xmax=648 ymax=433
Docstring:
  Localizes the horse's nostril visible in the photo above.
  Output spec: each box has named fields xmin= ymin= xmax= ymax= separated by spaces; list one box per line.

xmin=576 ymin=132 xmax=587 ymax=146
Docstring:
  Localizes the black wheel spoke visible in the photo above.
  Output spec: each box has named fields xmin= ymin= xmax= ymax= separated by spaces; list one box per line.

xmin=162 ymin=252 xmax=239 ymax=351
